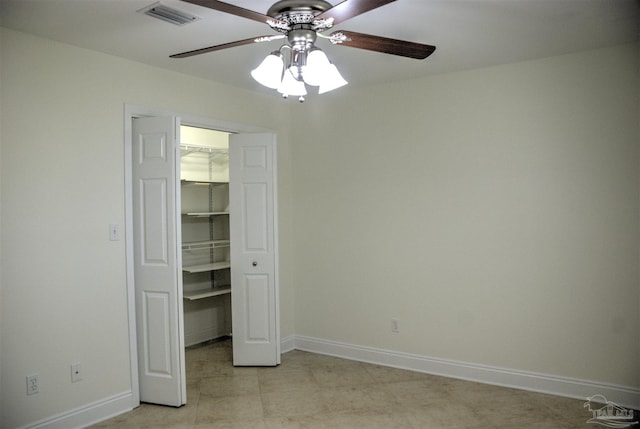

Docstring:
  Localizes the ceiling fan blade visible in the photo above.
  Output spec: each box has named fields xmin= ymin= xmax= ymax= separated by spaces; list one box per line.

xmin=181 ymin=0 xmax=272 ymax=24
xmin=330 ymin=30 xmax=436 ymax=59
xmin=170 ymin=35 xmax=285 ymax=58
xmin=315 ymin=0 xmax=397 ymax=26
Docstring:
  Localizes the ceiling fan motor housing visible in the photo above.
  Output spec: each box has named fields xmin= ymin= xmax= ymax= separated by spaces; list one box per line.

xmin=265 ymin=1 xmax=331 ymax=53
xmin=267 ymin=0 xmax=333 ymax=33
xmin=267 ymin=0 xmax=333 ymax=19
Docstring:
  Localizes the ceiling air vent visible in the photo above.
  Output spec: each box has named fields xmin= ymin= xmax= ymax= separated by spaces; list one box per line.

xmin=139 ymin=2 xmax=199 ymax=26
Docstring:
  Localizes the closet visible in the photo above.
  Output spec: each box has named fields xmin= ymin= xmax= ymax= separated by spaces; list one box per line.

xmin=131 ymin=114 xmax=280 ymax=405
xmin=179 ymin=125 xmax=232 ymax=347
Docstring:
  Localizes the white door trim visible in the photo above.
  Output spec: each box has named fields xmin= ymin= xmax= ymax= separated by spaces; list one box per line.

xmin=123 ymin=105 xmax=276 ymax=407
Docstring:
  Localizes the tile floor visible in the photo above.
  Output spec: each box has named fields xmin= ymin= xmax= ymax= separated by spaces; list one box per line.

xmin=90 ymin=339 xmax=619 ymax=428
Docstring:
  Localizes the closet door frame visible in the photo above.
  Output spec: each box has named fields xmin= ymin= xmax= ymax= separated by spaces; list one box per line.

xmin=124 ymin=104 xmax=279 ymax=407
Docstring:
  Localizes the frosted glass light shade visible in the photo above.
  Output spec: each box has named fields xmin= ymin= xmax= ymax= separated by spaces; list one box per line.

xmin=318 ymin=64 xmax=348 ymax=94
xmin=302 ymin=49 xmax=330 ymax=86
xmin=277 ymin=70 xmax=307 ymax=96
xmin=251 ymin=53 xmax=284 ymax=89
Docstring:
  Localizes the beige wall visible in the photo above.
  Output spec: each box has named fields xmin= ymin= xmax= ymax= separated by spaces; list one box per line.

xmin=0 ymin=28 xmax=294 ymax=428
xmin=291 ymin=43 xmax=639 ymax=388
xmin=1 ymin=25 xmax=638 ymax=428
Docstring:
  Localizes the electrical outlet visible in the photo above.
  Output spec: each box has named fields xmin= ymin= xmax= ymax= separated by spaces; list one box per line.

xmin=391 ymin=318 xmax=400 ymax=333
xmin=71 ymin=363 xmax=82 ymax=383
xmin=26 ymin=374 xmax=39 ymax=395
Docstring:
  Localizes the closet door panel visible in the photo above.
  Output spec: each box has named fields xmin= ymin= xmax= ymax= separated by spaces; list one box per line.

xmin=230 ymin=133 xmax=280 ymax=366
xmin=132 ymin=116 xmax=186 ymax=407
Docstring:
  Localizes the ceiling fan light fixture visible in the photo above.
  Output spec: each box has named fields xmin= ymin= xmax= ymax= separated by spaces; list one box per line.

xmin=170 ymin=0 xmax=435 ymax=101
xmin=318 ymin=64 xmax=348 ymax=94
xmin=251 ymin=52 xmax=285 ymax=89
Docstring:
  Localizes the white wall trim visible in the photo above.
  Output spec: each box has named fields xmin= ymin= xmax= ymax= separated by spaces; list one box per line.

xmin=280 ymin=335 xmax=296 ymax=354
xmin=19 ymin=391 xmax=133 ymax=429
xmin=290 ymin=335 xmax=640 ymax=410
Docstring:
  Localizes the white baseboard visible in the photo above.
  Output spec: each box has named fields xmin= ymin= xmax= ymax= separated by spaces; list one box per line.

xmin=290 ymin=335 xmax=640 ymax=410
xmin=21 ymin=336 xmax=638 ymax=428
xmin=20 ymin=391 xmax=134 ymax=429
xmin=280 ymin=334 xmax=296 ymax=354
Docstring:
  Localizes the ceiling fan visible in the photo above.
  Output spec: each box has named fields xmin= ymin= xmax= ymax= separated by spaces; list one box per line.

xmin=171 ymin=0 xmax=436 ymax=101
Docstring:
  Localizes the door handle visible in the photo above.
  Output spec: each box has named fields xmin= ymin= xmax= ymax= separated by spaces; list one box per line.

xmin=252 ymin=261 xmax=258 ymax=267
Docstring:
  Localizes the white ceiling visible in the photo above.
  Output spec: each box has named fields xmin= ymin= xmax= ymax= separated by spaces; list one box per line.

xmin=1 ymin=0 xmax=638 ymax=94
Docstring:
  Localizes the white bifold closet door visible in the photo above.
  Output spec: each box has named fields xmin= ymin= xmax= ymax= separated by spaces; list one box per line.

xmin=229 ymin=133 xmax=280 ymax=366
xmin=132 ymin=119 xmax=280 ymax=407
xmin=132 ymin=116 xmax=186 ymax=407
